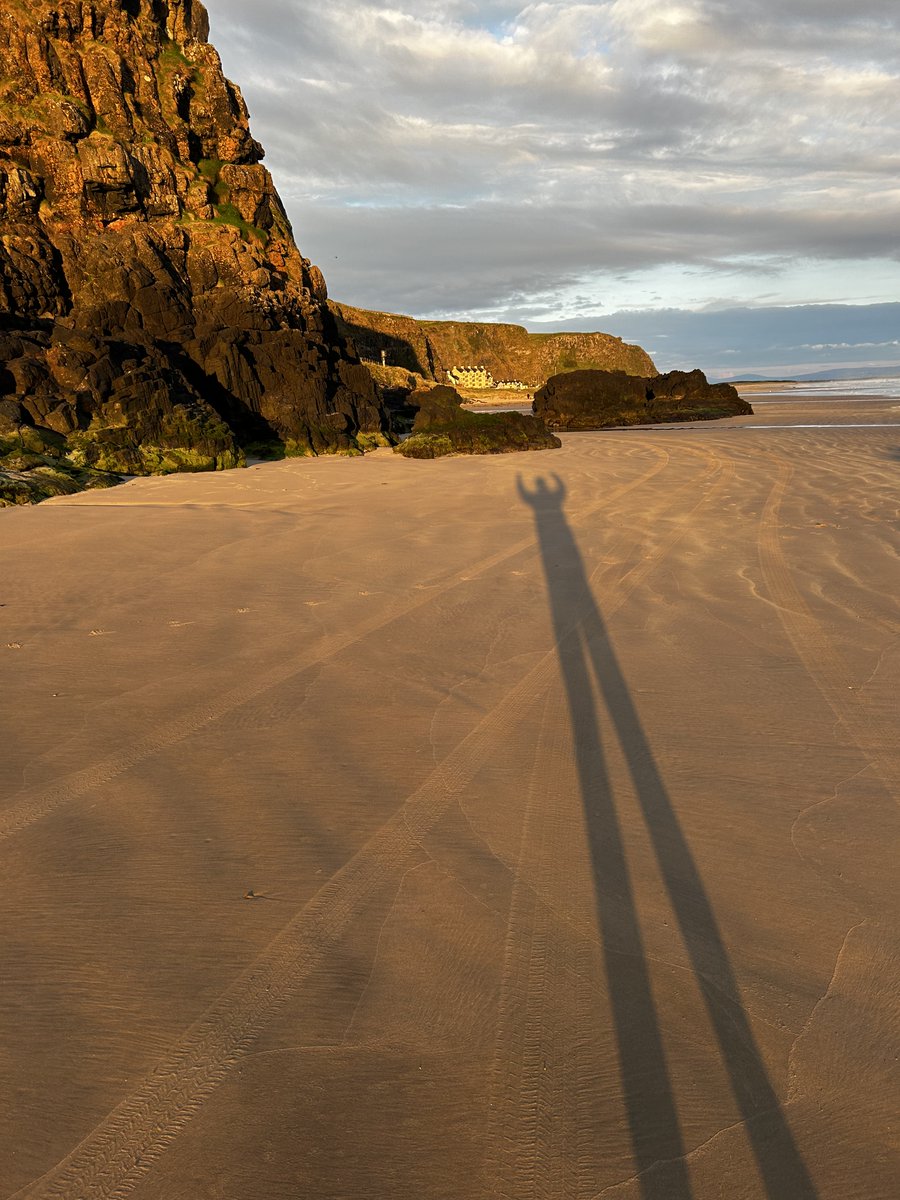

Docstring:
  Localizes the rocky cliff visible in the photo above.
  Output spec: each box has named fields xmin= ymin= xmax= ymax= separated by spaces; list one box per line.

xmin=0 ymin=0 xmax=388 ymax=500
xmin=330 ymin=303 xmax=656 ymax=388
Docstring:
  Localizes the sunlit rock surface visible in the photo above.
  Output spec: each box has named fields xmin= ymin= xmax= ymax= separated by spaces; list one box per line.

xmin=0 ymin=0 xmax=389 ymax=502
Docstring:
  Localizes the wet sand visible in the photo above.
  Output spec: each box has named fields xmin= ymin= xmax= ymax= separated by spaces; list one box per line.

xmin=1 ymin=396 xmax=898 ymax=1199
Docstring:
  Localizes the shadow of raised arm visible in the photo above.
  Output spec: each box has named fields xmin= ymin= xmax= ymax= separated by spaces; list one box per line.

xmin=516 ymin=473 xmax=566 ymax=511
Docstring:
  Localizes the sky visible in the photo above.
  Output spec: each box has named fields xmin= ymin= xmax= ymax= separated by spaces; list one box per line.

xmin=208 ymin=0 xmax=900 ymax=378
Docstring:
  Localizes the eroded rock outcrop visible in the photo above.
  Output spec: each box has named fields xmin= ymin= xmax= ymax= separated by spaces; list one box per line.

xmin=395 ymin=385 xmax=561 ymax=459
xmin=0 ymin=0 xmax=389 ymax=501
xmin=533 ymin=369 xmax=753 ymax=430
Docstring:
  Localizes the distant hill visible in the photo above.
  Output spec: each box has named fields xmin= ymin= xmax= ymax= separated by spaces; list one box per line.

xmin=720 ymin=374 xmax=788 ymax=383
xmin=722 ymin=367 xmax=900 ymax=384
xmin=793 ymin=367 xmax=900 ymax=382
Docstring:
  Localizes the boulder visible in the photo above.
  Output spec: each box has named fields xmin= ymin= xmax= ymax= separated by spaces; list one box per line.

xmin=533 ymin=369 xmax=753 ymax=430
xmin=395 ymin=386 xmax=561 ymax=459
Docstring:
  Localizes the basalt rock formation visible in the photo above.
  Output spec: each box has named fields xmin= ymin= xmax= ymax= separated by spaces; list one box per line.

xmin=395 ymin=385 xmax=561 ymax=459
xmin=330 ymin=303 xmax=655 ymax=388
xmin=533 ymin=369 xmax=753 ymax=430
xmin=0 ymin=0 xmax=389 ymax=502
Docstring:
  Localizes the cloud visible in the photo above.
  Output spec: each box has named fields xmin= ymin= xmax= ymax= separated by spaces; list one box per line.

xmin=206 ymin=0 xmax=900 ymax=370
xmin=209 ymin=0 xmax=900 ymax=202
xmin=555 ymin=303 xmax=900 ymax=376
xmin=289 ymin=197 xmax=899 ymax=317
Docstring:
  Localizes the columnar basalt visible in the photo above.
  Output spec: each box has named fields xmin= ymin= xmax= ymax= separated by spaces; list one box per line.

xmin=0 ymin=0 xmax=389 ymax=501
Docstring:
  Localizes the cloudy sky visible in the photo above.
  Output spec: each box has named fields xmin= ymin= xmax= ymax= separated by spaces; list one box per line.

xmin=208 ymin=0 xmax=900 ymax=377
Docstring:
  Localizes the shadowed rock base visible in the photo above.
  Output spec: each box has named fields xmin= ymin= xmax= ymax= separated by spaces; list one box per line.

xmin=0 ymin=425 xmax=120 ymax=506
xmin=394 ymin=386 xmax=561 ymax=458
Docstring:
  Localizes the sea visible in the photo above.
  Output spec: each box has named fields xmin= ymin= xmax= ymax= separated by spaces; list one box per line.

xmin=745 ymin=377 xmax=900 ymax=399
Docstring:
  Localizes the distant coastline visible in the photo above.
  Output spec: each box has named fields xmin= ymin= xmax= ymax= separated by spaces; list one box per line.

xmin=736 ymin=377 xmax=900 ymax=400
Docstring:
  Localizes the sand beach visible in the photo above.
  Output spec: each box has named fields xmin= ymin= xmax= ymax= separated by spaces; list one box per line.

xmin=1 ymin=393 xmax=898 ymax=1199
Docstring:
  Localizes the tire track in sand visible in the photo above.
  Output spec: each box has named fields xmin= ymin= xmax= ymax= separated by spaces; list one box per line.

xmin=9 ymin=443 xmax=725 ymax=1200
xmin=11 ymin=674 xmax=546 ymax=1200
xmin=757 ymin=457 xmax=899 ymax=798
xmin=483 ymin=691 xmax=590 ymax=1200
xmin=0 ymin=448 xmax=672 ymax=845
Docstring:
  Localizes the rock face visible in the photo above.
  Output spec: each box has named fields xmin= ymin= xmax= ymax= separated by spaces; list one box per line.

xmin=395 ymin=385 xmax=561 ymax=459
xmin=533 ymin=369 xmax=753 ymax=430
xmin=330 ymin=303 xmax=655 ymax=387
xmin=0 ymin=0 xmax=389 ymax=495
xmin=0 ymin=424 xmax=119 ymax=506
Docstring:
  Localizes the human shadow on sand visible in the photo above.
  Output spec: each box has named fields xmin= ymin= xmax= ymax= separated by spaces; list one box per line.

xmin=518 ymin=474 xmax=817 ymax=1200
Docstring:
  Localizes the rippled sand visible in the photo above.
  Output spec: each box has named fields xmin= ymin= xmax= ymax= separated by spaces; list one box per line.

xmin=1 ymin=396 xmax=897 ymax=1199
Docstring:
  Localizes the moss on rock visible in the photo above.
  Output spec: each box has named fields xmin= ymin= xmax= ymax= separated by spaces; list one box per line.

xmin=65 ymin=399 xmax=244 ymax=475
xmin=0 ymin=428 xmax=120 ymax=506
xmin=394 ymin=386 xmax=561 ymax=459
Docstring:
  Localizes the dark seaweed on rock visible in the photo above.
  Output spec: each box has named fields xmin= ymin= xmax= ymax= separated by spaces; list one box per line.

xmin=533 ymin=369 xmax=753 ymax=430
xmin=395 ymin=386 xmax=561 ymax=459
